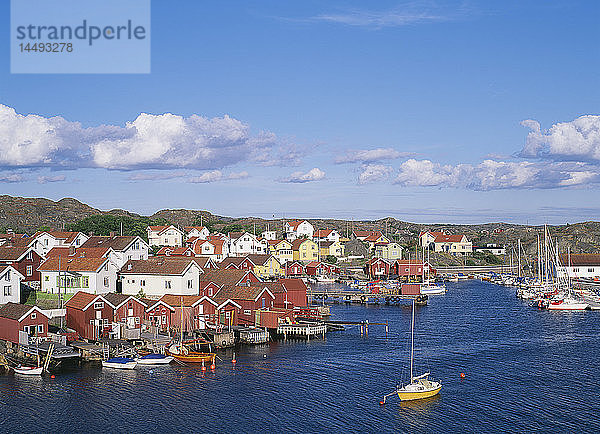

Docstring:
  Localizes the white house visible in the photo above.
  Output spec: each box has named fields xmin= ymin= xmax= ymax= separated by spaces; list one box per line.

xmin=120 ymin=257 xmax=203 ymax=298
xmin=228 ymin=232 xmax=268 ymax=256
xmin=285 ymin=220 xmax=314 ymax=241
xmin=261 ymin=230 xmax=277 ymax=241
xmin=0 ymin=265 xmax=24 ymax=304
xmin=38 ymin=256 xmax=118 ymax=295
xmin=190 ymin=238 xmax=228 ymax=261
xmin=32 ymin=231 xmax=89 ymax=257
xmin=313 ymin=229 xmax=340 ymax=243
xmin=557 ymin=254 xmax=600 ymax=279
xmin=147 ymin=225 xmax=184 ymax=247
xmin=433 ymin=234 xmax=472 ymax=255
xmin=80 ymin=236 xmax=149 ymax=269
xmin=474 ymin=244 xmax=506 ymax=256
xmin=184 ymin=226 xmax=210 ymax=240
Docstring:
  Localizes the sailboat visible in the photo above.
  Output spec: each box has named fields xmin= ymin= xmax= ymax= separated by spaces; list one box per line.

xmin=166 ymin=297 xmax=216 ymax=364
xmin=420 ymin=246 xmax=446 ymax=295
xmin=396 ymin=299 xmax=442 ymax=401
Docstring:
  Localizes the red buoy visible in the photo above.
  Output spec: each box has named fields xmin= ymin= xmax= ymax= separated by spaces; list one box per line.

xmin=210 ymin=363 xmax=216 ymax=370
xmin=201 ymin=361 xmax=207 ymax=372
xmin=460 ymin=372 xmax=466 ymax=379
xmin=379 ymin=400 xmax=385 ymax=406
xmin=50 ymin=375 xmax=55 ymax=379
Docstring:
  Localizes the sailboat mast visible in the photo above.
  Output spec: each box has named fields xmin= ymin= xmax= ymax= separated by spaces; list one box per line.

xmin=537 ymin=234 xmax=541 ymax=281
xmin=410 ymin=299 xmax=415 ymax=383
xmin=518 ymin=239 xmax=521 ymax=278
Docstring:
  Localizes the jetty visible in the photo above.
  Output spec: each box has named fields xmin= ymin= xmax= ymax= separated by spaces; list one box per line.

xmin=308 ymin=288 xmax=426 ymax=305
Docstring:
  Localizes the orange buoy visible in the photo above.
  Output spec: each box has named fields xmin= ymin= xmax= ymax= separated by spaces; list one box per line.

xmin=201 ymin=361 xmax=207 ymax=372
xmin=460 ymin=372 xmax=465 ymax=379
xmin=379 ymin=400 xmax=385 ymax=406
xmin=210 ymin=363 xmax=216 ymax=370
xmin=232 ymin=352 xmax=237 ymax=364
xmin=50 ymin=375 xmax=55 ymax=379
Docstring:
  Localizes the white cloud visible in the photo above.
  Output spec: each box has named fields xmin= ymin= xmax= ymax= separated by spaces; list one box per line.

xmin=128 ymin=171 xmax=186 ymax=181
xmin=0 ymin=104 xmax=286 ymax=171
xmin=358 ymin=164 xmax=394 ymax=184
xmin=336 ymin=148 xmax=409 ymax=164
xmin=311 ymin=3 xmax=461 ymax=28
xmin=520 ymin=115 xmax=600 ymax=162
xmin=281 ymin=167 xmax=326 ymax=183
xmin=393 ymin=159 xmax=600 ymax=190
xmin=0 ymin=172 xmax=25 ymax=183
xmin=37 ymin=175 xmax=66 ymax=184
xmin=188 ymin=170 xmax=250 ymax=183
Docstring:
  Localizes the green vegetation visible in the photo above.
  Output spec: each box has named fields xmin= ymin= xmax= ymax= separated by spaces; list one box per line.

xmin=67 ymin=214 xmax=170 ymax=242
xmin=25 ymin=291 xmax=74 ymax=308
xmin=472 ymin=251 xmax=503 ymax=265
xmin=325 ymin=255 xmax=338 ymax=264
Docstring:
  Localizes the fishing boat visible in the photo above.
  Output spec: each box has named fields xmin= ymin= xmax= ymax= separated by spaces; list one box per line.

xmin=13 ymin=365 xmax=43 ymax=376
xmin=102 ymin=357 xmax=137 ymax=370
xmin=166 ymin=344 xmax=215 ymax=363
xmin=166 ymin=296 xmax=216 ymax=364
xmin=135 ymin=353 xmax=174 ymax=365
xmin=396 ymin=299 xmax=442 ymax=401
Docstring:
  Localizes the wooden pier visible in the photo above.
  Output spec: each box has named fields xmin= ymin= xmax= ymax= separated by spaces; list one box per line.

xmin=277 ymin=323 xmax=327 ymax=340
xmin=308 ymin=289 xmax=425 ymax=305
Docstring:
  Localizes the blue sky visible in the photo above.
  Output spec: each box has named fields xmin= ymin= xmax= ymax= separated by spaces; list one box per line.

xmin=1 ymin=0 xmax=599 ymax=224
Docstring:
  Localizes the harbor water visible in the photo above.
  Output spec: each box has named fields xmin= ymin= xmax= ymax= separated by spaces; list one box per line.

xmin=2 ymin=280 xmax=600 ymax=433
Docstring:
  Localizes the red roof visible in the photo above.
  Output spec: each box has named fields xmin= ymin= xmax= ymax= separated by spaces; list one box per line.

xmin=434 ymin=234 xmax=465 ymax=243
xmin=38 ymin=256 xmax=109 ymax=272
xmin=364 ymin=233 xmax=385 ymax=242
xmin=65 ymin=291 xmax=101 ymax=310
xmin=314 ymin=229 xmax=333 ymax=238
xmin=287 ymin=220 xmax=307 ymax=231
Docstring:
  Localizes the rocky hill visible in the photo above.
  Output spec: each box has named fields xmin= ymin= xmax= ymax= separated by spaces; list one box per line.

xmin=1 ymin=195 xmax=599 ymax=256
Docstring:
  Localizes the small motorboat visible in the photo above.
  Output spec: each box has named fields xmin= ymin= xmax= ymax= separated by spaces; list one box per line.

xmin=13 ymin=365 xmax=43 ymax=376
xmin=135 ymin=353 xmax=174 ymax=365
xmin=102 ymin=357 xmax=137 ymax=370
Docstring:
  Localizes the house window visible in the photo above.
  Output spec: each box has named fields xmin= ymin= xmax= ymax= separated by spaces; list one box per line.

xmin=103 ymin=318 xmax=109 ymax=325
xmin=5 ymin=270 xmax=10 ymax=280
xmin=31 ymin=312 xmax=36 ymax=319
xmin=104 ymin=277 xmax=109 ymax=287
xmin=27 ymin=251 xmax=33 ymax=260
xmin=588 ymin=268 xmax=594 ymax=273
xmin=165 ymin=280 xmax=172 ymax=289
xmin=37 ymin=324 xmax=44 ymax=334
xmin=140 ymin=280 xmax=145 ymax=287
xmin=83 ymin=276 xmax=89 ymax=288
xmin=131 ymin=279 xmax=136 ymax=284
xmin=208 ymin=288 xmax=213 ymax=297
xmin=26 ymin=265 xmax=33 ymax=276
xmin=135 ymin=317 xmax=140 ymax=324
xmin=3 ymin=286 xmax=11 ymax=296
xmin=44 ymin=239 xmax=48 ymax=245
xmin=244 ymin=309 xmax=251 ymax=315
xmin=161 ymin=315 xmax=167 ymax=324
xmin=45 ymin=276 xmax=49 ymax=282
xmin=187 ymin=279 xmax=193 ymax=289
xmin=94 ymin=302 xmax=104 ymax=310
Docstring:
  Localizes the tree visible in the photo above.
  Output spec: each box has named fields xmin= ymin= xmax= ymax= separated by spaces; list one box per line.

xmin=325 ymin=255 xmax=337 ymax=264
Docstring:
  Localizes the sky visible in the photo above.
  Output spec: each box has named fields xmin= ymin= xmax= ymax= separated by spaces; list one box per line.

xmin=1 ymin=0 xmax=599 ymax=224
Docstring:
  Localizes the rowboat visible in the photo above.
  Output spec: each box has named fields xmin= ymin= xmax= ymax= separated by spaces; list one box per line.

xmin=102 ymin=357 xmax=137 ymax=370
xmin=135 ymin=353 xmax=174 ymax=365
xmin=13 ymin=366 xmax=43 ymax=376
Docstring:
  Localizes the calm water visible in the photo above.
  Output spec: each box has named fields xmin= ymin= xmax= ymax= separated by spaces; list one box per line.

xmin=2 ymin=280 xmax=600 ymax=433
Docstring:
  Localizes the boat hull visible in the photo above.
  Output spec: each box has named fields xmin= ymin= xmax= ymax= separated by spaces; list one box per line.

xmin=102 ymin=361 xmax=137 ymax=370
xmin=13 ymin=367 xmax=43 ymax=376
xmin=166 ymin=351 xmax=215 ymax=363
xmin=397 ymin=382 xmax=442 ymax=401
xmin=136 ymin=356 xmax=174 ymax=365
xmin=548 ymin=302 xmax=589 ymax=311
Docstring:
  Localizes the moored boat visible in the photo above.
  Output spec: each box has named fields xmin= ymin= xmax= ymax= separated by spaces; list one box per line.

xmin=102 ymin=357 xmax=137 ymax=370
xmin=13 ymin=366 xmax=43 ymax=376
xmin=166 ymin=344 xmax=215 ymax=364
xmin=135 ymin=353 xmax=174 ymax=365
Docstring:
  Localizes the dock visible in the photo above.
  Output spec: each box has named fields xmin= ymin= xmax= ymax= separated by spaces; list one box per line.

xmin=277 ymin=323 xmax=327 ymax=340
xmin=308 ymin=289 xmax=425 ymax=305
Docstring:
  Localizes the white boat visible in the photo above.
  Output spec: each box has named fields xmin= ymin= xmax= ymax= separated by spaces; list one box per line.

xmin=316 ymin=275 xmax=335 ymax=283
xmin=547 ymin=296 xmax=589 ymax=311
xmin=420 ymin=282 xmax=446 ymax=295
xmin=135 ymin=354 xmax=174 ymax=365
xmin=13 ymin=366 xmax=43 ymax=376
xmin=102 ymin=357 xmax=137 ymax=370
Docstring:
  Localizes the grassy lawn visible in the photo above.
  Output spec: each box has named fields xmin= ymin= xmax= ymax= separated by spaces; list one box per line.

xmin=25 ymin=291 xmax=75 ymax=307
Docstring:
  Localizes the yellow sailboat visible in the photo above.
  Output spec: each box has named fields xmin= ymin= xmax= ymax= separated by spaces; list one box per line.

xmin=396 ymin=299 xmax=441 ymax=401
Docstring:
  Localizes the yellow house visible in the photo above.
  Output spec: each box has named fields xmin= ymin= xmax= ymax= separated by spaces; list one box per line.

xmin=292 ymin=239 xmax=319 ymax=262
xmin=374 ymin=242 xmax=403 ymax=260
xmin=267 ymin=239 xmax=293 ymax=264
xmin=246 ymin=254 xmax=284 ymax=278
xmin=319 ymin=241 xmax=345 ymax=258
